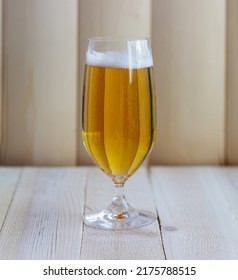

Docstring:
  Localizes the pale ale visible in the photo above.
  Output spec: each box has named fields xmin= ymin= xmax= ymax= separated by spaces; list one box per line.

xmin=82 ymin=51 xmax=156 ymax=178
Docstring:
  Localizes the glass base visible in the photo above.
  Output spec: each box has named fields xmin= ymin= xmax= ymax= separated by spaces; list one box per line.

xmin=84 ymin=208 xmax=156 ymax=230
xmin=84 ymin=178 xmax=156 ymax=230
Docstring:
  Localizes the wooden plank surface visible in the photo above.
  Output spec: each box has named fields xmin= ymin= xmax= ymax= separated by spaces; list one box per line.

xmin=0 ymin=168 xmax=87 ymax=259
xmin=151 ymin=167 xmax=238 ymax=259
xmin=80 ymin=167 xmax=164 ymax=260
xmin=1 ymin=166 xmax=238 ymax=260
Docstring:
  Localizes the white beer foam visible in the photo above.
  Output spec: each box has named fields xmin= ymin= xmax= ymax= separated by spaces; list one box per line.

xmin=86 ymin=50 xmax=153 ymax=69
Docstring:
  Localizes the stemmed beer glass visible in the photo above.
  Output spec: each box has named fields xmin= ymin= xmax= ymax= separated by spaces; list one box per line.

xmin=82 ymin=37 xmax=156 ymax=229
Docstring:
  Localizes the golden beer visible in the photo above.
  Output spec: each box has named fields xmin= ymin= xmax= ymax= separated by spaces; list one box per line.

xmin=82 ymin=64 xmax=156 ymax=178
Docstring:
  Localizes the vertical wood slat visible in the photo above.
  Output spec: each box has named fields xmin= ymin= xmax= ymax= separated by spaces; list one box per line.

xmin=78 ymin=0 xmax=152 ymax=165
xmin=0 ymin=0 xmax=2 ymax=163
xmin=151 ymin=0 xmax=226 ymax=165
xmin=226 ymin=0 xmax=238 ymax=164
xmin=1 ymin=0 xmax=78 ymax=165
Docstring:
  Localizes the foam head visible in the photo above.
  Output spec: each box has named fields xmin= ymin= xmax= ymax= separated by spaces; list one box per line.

xmin=86 ymin=38 xmax=153 ymax=69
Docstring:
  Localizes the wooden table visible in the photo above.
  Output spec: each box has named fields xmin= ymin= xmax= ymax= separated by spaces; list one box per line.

xmin=0 ymin=166 xmax=238 ymax=260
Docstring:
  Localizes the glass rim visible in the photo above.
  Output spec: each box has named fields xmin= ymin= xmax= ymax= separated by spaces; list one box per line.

xmin=87 ymin=36 xmax=150 ymax=42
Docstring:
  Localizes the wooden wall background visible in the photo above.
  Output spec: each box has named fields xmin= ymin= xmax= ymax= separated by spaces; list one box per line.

xmin=0 ymin=0 xmax=237 ymax=166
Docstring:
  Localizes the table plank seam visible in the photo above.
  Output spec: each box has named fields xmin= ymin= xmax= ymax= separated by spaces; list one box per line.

xmin=148 ymin=167 xmax=167 ymax=259
xmin=0 ymin=168 xmax=23 ymax=233
xmin=156 ymin=210 xmax=167 ymax=260
xmin=79 ymin=170 xmax=89 ymax=259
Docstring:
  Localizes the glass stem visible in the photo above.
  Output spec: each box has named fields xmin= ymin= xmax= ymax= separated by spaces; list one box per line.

xmin=109 ymin=181 xmax=131 ymax=219
xmin=113 ymin=182 xmax=127 ymax=206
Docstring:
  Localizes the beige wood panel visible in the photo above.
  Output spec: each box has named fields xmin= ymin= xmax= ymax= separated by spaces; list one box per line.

xmin=151 ymin=0 xmax=226 ymax=165
xmin=1 ymin=0 xmax=78 ymax=165
xmin=78 ymin=0 xmax=152 ymax=165
xmin=226 ymin=0 xmax=238 ymax=164
xmin=0 ymin=0 xmax=2 ymax=163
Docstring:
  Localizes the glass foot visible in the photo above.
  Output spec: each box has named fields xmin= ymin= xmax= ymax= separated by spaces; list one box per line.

xmin=84 ymin=178 xmax=156 ymax=230
xmin=84 ymin=208 xmax=156 ymax=230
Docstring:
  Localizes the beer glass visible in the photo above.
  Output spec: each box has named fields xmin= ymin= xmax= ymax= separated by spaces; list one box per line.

xmin=82 ymin=37 xmax=156 ymax=229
